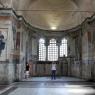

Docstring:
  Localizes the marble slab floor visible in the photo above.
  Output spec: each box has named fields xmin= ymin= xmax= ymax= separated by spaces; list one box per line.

xmin=1 ymin=77 xmax=95 ymax=95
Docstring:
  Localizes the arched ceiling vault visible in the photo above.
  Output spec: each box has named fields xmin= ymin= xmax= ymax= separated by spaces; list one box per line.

xmin=0 ymin=0 xmax=95 ymax=31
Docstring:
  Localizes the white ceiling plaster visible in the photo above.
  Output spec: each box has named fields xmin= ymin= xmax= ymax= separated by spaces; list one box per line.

xmin=1 ymin=0 xmax=95 ymax=30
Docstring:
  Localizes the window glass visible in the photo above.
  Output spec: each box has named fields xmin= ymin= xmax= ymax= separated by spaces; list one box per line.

xmin=39 ymin=38 xmax=46 ymax=61
xmin=48 ymin=39 xmax=58 ymax=61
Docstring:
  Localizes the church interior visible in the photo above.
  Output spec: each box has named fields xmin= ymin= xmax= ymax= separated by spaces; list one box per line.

xmin=0 ymin=0 xmax=95 ymax=95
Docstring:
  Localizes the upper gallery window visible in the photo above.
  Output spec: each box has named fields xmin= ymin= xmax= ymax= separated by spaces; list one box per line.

xmin=39 ymin=38 xmax=46 ymax=61
xmin=48 ymin=39 xmax=58 ymax=61
xmin=38 ymin=38 xmax=67 ymax=61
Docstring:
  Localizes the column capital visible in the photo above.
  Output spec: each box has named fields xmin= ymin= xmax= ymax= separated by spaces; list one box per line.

xmin=56 ymin=39 xmax=61 ymax=46
xmin=45 ymin=39 xmax=49 ymax=46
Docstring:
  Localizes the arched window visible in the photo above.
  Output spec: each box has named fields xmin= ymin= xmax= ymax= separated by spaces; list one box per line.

xmin=48 ymin=39 xmax=58 ymax=61
xmin=39 ymin=38 xmax=46 ymax=61
xmin=60 ymin=38 xmax=67 ymax=57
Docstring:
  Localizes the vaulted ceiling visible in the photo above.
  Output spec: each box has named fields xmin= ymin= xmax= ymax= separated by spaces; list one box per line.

xmin=1 ymin=0 xmax=95 ymax=30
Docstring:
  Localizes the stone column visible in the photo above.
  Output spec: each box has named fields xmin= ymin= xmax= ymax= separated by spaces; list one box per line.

xmin=56 ymin=39 xmax=61 ymax=60
xmin=45 ymin=39 xmax=49 ymax=61
xmin=79 ymin=30 xmax=83 ymax=78
xmin=56 ymin=39 xmax=61 ymax=76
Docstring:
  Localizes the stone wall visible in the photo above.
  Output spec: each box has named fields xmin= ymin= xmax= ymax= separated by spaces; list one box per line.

xmin=81 ymin=20 xmax=95 ymax=80
xmin=0 ymin=12 xmax=16 ymax=84
xmin=29 ymin=61 xmax=68 ymax=77
xmin=0 ymin=62 xmax=15 ymax=84
xmin=0 ymin=9 xmax=30 ymax=84
xmin=0 ymin=9 xmax=95 ymax=84
xmin=68 ymin=17 xmax=95 ymax=81
xmin=25 ymin=14 xmax=95 ymax=81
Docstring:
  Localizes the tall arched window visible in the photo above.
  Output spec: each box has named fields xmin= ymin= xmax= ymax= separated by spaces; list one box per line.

xmin=39 ymin=38 xmax=46 ymax=61
xmin=60 ymin=38 xmax=67 ymax=57
xmin=48 ymin=39 xmax=58 ymax=61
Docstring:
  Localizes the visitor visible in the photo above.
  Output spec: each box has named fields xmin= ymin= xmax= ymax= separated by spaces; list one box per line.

xmin=25 ymin=63 xmax=30 ymax=79
xmin=51 ymin=61 xmax=56 ymax=80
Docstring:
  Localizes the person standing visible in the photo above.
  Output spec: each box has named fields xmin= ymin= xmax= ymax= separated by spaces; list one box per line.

xmin=25 ymin=63 xmax=30 ymax=79
xmin=51 ymin=62 xmax=56 ymax=80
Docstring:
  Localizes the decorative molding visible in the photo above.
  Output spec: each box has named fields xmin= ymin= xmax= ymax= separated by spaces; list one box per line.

xmin=0 ymin=8 xmax=95 ymax=36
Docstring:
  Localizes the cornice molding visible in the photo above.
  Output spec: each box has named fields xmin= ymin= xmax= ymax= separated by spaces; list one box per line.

xmin=0 ymin=8 xmax=95 ymax=35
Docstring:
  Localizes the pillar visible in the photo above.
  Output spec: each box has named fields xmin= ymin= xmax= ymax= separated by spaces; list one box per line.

xmin=56 ymin=39 xmax=61 ymax=60
xmin=45 ymin=39 xmax=49 ymax=61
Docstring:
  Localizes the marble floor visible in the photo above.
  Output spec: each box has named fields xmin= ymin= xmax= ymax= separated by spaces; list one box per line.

xmin=22 ymin=77 xmax=85 ymax=82
xmin=1 ymin=77 xmax=95 ymax=95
